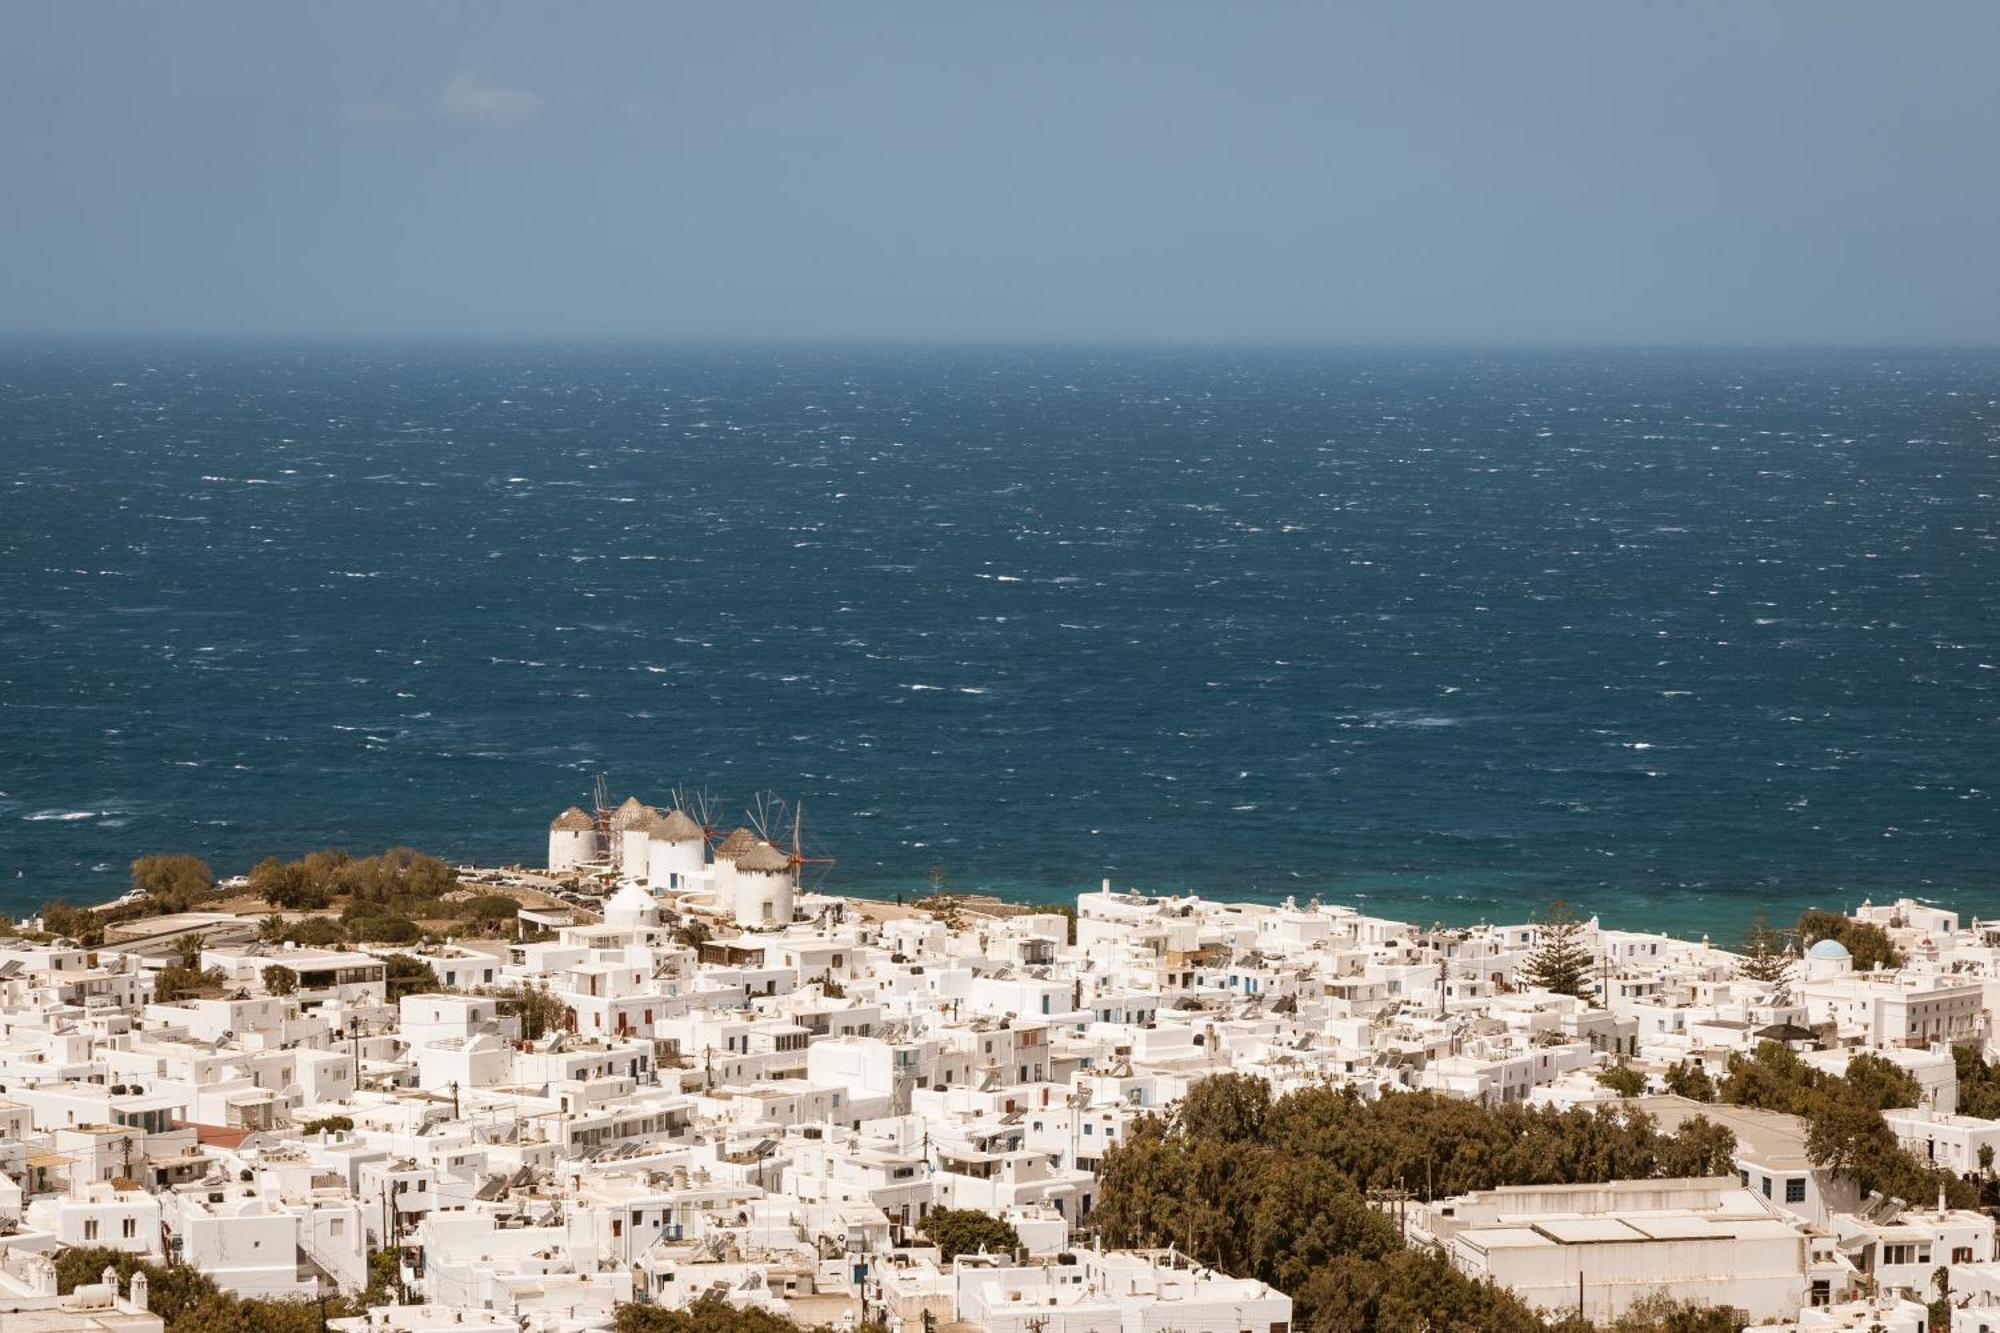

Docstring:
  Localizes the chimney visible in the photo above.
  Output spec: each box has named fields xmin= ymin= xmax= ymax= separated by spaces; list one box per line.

xmin=128 ymin=1268 xmax=149 ymax=1313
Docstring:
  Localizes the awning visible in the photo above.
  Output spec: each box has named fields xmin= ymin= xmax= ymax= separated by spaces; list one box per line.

xmin=25 ymin=1153 xmax=75 ymax=1168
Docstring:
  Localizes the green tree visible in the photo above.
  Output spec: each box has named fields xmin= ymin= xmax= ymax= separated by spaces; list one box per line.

xmin=381 ymin=953 xmax=440 ymax=1000
xmin=365 ymin=1246 xmax=400 ymax=1306
xmin=1737 ymin=914 xmax=1794 ymax=994
xmin=1655 ymin=1115 xmax=1741 ymax=1179
xmin=1297 ymin=1247 xmax=1548 ymax=1333
xmin=1039 ymin=901 xmax=1079 ymax=945
xmin=1608 ymin=1291 xmax=1747 ymax=1333
xmin=130 ymin=854 xmax=215 ymax=913
xmin=1955 ymin=1044 xmax=2000 ymax=1120
xmin=281 ymin=917 xmax=349 ymax=947
xmin=1095 ymin=1075 xmax=1738 ymax=1331
xmin=1717 ymin=1042 xmax=1817 ymax=1115
xmin=919 ymin=1208 xmax=1022 ymax=1260
xmin=251 ymin=846 xmax=457 ymax=912
xmin=1178 ymin=1071 xmax=1272 ymax=1142
xmin=1844 ymin=1053 xmax=1922 ymax=1112
xmin=1522 ymin=899 xmax=1594 ymax=999
xmin=347 ymin=912 xmax=421 ymax=944
xmin=154 ymin=963 xmax=224 ymax=1002
xmin=52 ymin=1252 xmax=222 ymax=1329
xmin=252 ymin=856 xmax=331 ymax=910
xmin=672 ymin=917 xmax=712 ymax=949
xmin=1663 ymin=1061 xmax=1716 ymax=1102
xmin=500 ymin=983 xmax=567 ymax=1041
xmin=50 ymin=1249 xmax=363 ymax=1333
xmin=171 ymin=932 xmax=207 ymax=969
xmin=462 ymin=893 xmax=522 ymax=924
xmin=1720 ymin=1042 xmax=1970 ymax=1207
xmin=262 ymin=965 xmax=298 ymax=996
xmin=39 ymin=899 xmax=104 ymax=946
xmin=1806 ymin=1084 xmax=1895 ymax=1180
xmin=1797 ymin=909 xmax=1903 ymax=972
xmin=611 ymin=1293 xmax=866 ymax=1333
xmin=1597 ymin=1062 xmax=1648 ymax=1097
xmin=52 ymin=1247 xmax=146 ymax=1296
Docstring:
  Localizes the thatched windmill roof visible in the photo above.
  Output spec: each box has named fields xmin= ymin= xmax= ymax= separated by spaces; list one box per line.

xmin=656 ymin=809 xmax=705 ymax=843
xmin=713 ymin=827 xmax=759 ymax=861
xmin=736 ymin=842 xmax=793 ymax=875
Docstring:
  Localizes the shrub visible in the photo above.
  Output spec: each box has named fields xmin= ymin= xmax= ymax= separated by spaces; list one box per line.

xmin=280 ymin=917 xmax=349 ymax=947
xmin=464 ymin=893 xmax=522 ymax=922
xmin=39 ymin=899 xmax=103 ymax=945
xmin=919 ymin=1208 xmax=1021 ymax=1260
xmin=130 ymin=854 xmax=215 ymax=913
xmin=348 ymin=913 xmax=421 ymax=945
xmin=382 ymin=953 xmax=440 ymax=1000
xmin=1597 ymin=1063 xmax=1648 ymax=1097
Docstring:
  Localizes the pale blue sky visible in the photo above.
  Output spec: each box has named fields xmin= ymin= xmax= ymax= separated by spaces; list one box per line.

xmin=3 ymin=3 xmax=1995 ymax=343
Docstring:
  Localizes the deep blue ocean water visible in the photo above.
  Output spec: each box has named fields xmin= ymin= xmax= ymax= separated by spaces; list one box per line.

xmin=1 ymin=340 xmax=1996 ymax=938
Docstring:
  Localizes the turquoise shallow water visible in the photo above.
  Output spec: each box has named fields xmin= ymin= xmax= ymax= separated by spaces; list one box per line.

xmin=1 ymin=340 xmax=1996 ymax=939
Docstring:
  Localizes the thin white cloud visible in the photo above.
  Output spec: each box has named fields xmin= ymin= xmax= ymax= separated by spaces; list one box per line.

xmin=437 ymin=68 xmax=544 ymax=130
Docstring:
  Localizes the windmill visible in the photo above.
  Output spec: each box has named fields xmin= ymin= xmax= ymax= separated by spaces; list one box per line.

xmin=670 ymin=785 xmax=726 ymax=844
xmin=746 ymin=792 xmax=835 ymax=890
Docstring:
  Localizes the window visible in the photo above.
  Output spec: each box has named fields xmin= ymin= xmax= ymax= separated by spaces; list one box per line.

xmin=122 ymin=1219 xmax=136 ymax=1238
xmin=1785 ymin=1178 xmax=1806 ymax=1204
xmin=1761 ymin=1176 xmax=1772 ymax=1198
xmin=1883 ymin=1243 xmax=1917 ymax=1265
xmin=84 ymin=1221 xmax=98 ymax=1240
xmin=1955 ymin=1246 xmax=1976 ymax=1264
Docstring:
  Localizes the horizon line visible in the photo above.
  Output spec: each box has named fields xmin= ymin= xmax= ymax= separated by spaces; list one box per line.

xmin=3 ymin=330 xmax=1998 ymax=355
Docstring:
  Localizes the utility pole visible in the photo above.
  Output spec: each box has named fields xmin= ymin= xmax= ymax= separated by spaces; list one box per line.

xmin=1366 ymin=1185 xmax=1413 ymax=1245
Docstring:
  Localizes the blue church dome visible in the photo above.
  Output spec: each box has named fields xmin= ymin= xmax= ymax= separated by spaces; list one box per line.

xmin=1806 ymin=938 xmax=1851 ymax=961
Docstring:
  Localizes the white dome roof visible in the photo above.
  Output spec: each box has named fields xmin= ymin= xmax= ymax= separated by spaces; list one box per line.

xmin=1806 ymin=938 xmax=1851 ymax=961
xmin=604 ymin=881 xmax=661 ymax=926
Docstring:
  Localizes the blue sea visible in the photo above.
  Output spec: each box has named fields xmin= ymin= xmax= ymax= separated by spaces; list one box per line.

xmin=2 ymin=340 xmax=1995 ymax=938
